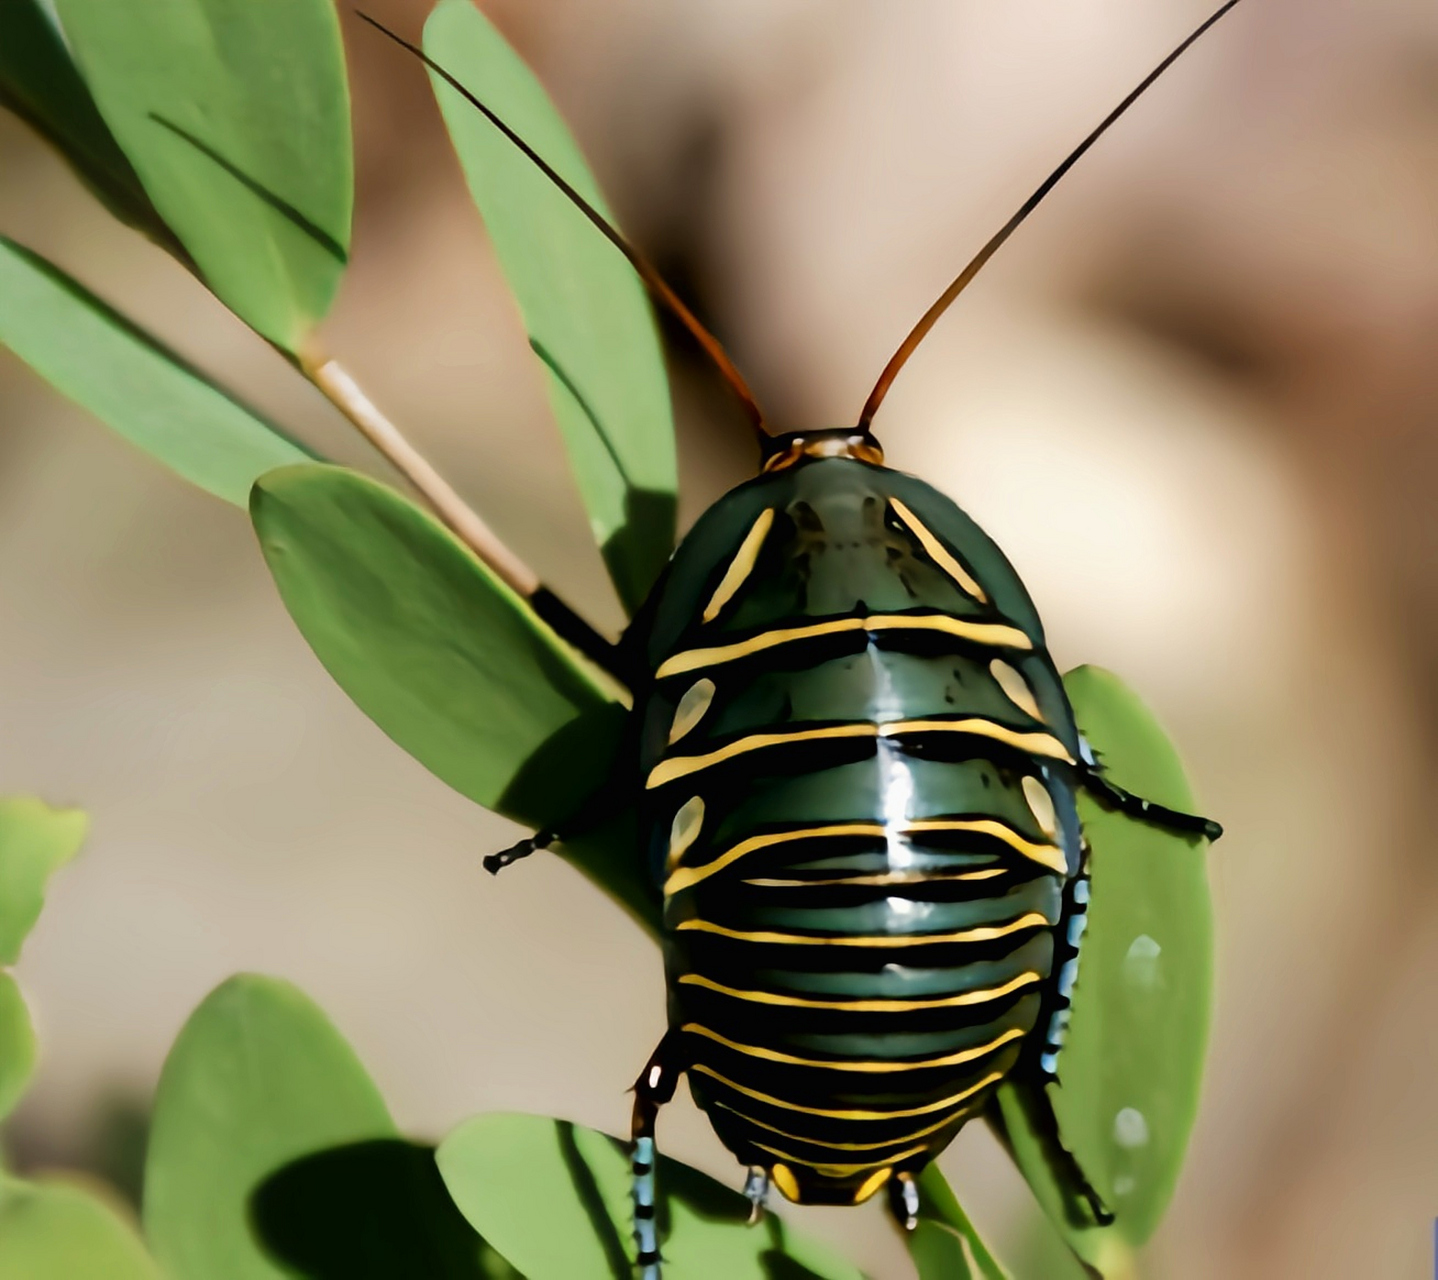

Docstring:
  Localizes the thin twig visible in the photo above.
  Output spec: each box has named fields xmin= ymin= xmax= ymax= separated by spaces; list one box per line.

xmin=300 ymin=351 xmax=539 ymax=597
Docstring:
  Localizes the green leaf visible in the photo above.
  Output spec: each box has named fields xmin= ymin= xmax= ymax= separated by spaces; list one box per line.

xmin=250 ymin=1139 xmax=512 ymax=1280
xmin=0 ymin=1177 xmax=160 ymax=1280
xmin=907 ymin=1166 xmax=1009 ymax=1280
xmin=0 ymin=0 xmax=173 ymax=247
xmin=250 ymin=464 xmax=655 ymax=931
xmin=437 ymin=1113 xmax=864 ymax=1280
xmin=998 ymin=665 xmax=1215 ymax=1274
xmin=144 ymin=974 xmax=395 ymax=1280
xmin=0 ymin=976 xmax=37 ymax=1123
xmin=54 ymin=0 xmax=353 ymax=350
xmin=0 ymin=238 xmax=311 ymax=506
xmin=0 ymin=796 xmax=87 ymax=965
xmin=425 ymin=0 xmax=677 ymax=613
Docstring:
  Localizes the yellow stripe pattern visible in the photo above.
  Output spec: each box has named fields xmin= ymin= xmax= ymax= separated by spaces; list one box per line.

xmin=678 ymin=969 xmax=1041 ymax=1011
xmin=889 ymin=498 xmax=989 ymax=602
xmin=681 ymin=1021 xmax=1024 ymax=1072
xmin=691 ymin=1063 xmax=1006 ymax=1121
xmin=647 ymin=717 xmax=1072 ymax=789
xmin=702 ymin=508 xmax=774 ymax=623
xmin=665 ymin=814 xmax=1060 ymax=895
xmin=712 ymin=1098 xmax=982 ymax=1152
xmin=655 ymin=613 xmax=1032 ymax=679
xmin=674 ymin=911 xmax=1052 ymax=947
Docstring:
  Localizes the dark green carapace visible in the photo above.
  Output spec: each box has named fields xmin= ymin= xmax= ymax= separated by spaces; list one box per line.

xmin=634 ymin=453 xmax=1089 ymax=1212
xmin=412 ymin=3 xmax=1244 ymax=1271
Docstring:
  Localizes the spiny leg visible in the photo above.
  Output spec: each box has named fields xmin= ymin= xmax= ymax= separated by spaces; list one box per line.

xmin=631 ymin=1034 xmax=682 ymax=1280
xmin=1077 ymin=754 xmax=1222 ymax=842
xmin=742 ymin=1166 xmax=771 ymax=1225
xmin=887 ymin=1170 xmax=920 ymax=1232
xmin=989 ymin=1081 xmax=1113 ymax=1228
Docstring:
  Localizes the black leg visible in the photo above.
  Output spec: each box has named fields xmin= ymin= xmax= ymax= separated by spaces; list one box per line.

xmin=483 ymin=827 xmax=557 ymax=875
xmin=887 ymin=1170 xmax=920 ymax=1232
xmin=630 ymin=1034 xmax=683 ymax=1280
xmin=1078 ymin=765 xmax=1222 ymax=842
xmin=987 ymin=1082 xmax=1113 ymax=1229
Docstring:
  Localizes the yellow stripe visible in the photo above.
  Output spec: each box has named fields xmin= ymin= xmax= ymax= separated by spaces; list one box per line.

xmin=682 ymin=1022 xmax=1023 ymax=1072
xmin=702 ymin=509 xmax=774 ymax=623
xmin=889 ymin=499 xmax=988 ymax=602
xmin=669 ymin=814 xmax=1060 ymax=893
xmin=679 ymin=969 xmax=1041 ymax=1012
xmin=692 ymin=1063 xmax=1004 ymax=1121
xmin=665 ymin=822 xmax=886 ymax=896
xmin=753 ymin=1141 xmax=931 ymax=1176
xmin=647 ymin=724 xmax=873 ymax=789
xmin=647 ymin=718 xmax=1072 ymax=789
xmin=743 ymin=867 xmax=1007 ymax=888
xmin=712 ymin=1097 xmax=983 ymax=1152
xmin=655 ymin=613 xmax=1032 ymax=679
xmin=675 ymin=912 xmax=1052 ymax=947
xmin=907 ymin=817 xmax=1067 ymax=875
xmin=882 ymin=720 xmax=1071 ymax=761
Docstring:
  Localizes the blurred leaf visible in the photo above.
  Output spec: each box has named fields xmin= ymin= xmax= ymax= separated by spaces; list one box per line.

xmin=250 ymin=465 xmax=656 ymax=930
xmin=0 ymin=795 xmax=87 ymax=965
xmin=252 ymin=1138 xmax=512 ymax=1280
xmin=54 ymin=0 xmax=353 ymax=351
xmin=0 ymin=976 xmax=36 ymax=1123
xmin=144 ymin=974 xmax=394 ymax=1280
xmin=0 ymin=238 xmax=311 ymax=505
xmin=0 ymin=0 xmax=173 ymax=246
xmin=0 ymin=1177 xmax=160 ymax=1280
xmin=437 ymin=1113 xmax=864 ymax=1280
xmin=907 ymin=1166 xmax=1008 ymax=1280
xmin=425 ymin=0 xmax=676 ymax=614
xmin=997 ymin=665 xmax=1215 ymax=1274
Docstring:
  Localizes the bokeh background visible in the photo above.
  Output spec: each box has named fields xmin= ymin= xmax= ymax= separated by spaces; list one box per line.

xmin=3 ymin=0 xmax=1437 ymax=1275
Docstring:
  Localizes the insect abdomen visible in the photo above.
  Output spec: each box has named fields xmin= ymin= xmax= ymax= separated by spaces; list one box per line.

xmin=638 ymin=458 xmax=1084 ymax=1204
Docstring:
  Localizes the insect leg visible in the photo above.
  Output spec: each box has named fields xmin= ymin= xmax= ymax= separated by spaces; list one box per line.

xmin=987 ymin=1081 xmax=1114 ymax=1228
xmin=631 ymin=1034 xmax=683 ymax=1280
xmin=1077 ymin=761 xmax=1223 ymax=842
xmin=887 ymin=1170 xmax=921 ymax=1232
xmin=742 ymin=1166 xmax=770 ymax=1224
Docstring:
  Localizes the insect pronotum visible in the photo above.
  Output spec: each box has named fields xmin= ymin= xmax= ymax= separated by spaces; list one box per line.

xmin=364 ymin=4 xmax=1241 ymax=1276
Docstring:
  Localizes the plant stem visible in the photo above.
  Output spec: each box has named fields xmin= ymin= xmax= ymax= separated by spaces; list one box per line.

xmin=300 ymin=351 xmax=538 ymax=597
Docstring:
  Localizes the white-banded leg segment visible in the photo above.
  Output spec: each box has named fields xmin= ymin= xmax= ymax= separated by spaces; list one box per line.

xmin=743 ymin=1166 xmax=771 ymax=1224
xmin=631 ymin=1036 xmax=681 ymax=1280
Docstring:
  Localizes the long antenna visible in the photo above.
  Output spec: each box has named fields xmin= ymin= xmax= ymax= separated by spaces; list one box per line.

xmin=357 ymin=12 xmax=769 ymax=438
xmin=857 ymin=0 xmax=1248 ymax=432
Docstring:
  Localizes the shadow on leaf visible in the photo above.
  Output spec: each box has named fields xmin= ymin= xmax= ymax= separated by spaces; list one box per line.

xmin=251 ymin=1138 xmax=503 ymax=1279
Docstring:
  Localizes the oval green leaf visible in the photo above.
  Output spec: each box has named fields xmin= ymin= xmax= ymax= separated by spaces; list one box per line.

xmin=425 ymin=0 xmax=677 ymax=614
xmin=0 ymin=0 xmax=173 ymax=248
xmin=250 ymin=464 xmax=653 ymax=929
xmin=0 ymin=238 xmax=311 ymax=506
xmin=997 ymin=665 xmax=1215 ymax=1273
xmin=143 ymin=974 xmax=395 ymax=1280
xmin=437 ymin=1113 xmax=864 ymax=1280
xmin=0 ymin=1178 xmax=160 ymax=1280
xmin=250 ymin=1138 xmax=514 ymax=1280
xmin=0 ymin=975 xmax=36 ymax=1123
xmin=907 ymin=1166 xmax=1009 ymax=1280
xmin=0 ymin=795 xmax=87 ymax=966
xmin=53 ymin=0 xmax=353 ymax=350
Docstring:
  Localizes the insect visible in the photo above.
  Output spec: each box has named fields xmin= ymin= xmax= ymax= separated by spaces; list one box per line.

xmin=364 ymin=2 xmax=1239 ymax=1275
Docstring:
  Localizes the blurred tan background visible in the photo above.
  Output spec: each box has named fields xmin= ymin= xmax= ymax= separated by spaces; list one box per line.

xmin=3 ymin=0 xmax=1437 ymax=1275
